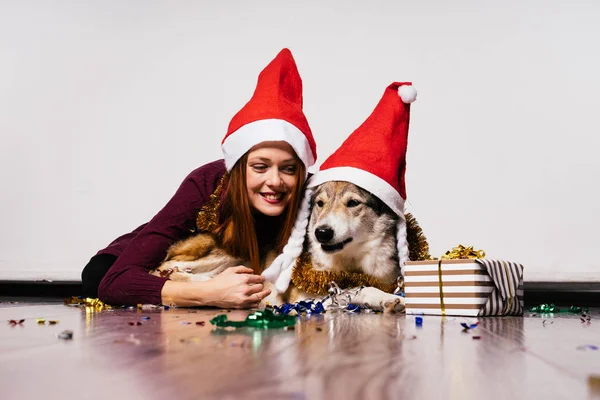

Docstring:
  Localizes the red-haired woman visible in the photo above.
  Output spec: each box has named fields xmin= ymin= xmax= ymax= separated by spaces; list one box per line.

xmin=81 ymin=49 xmax=317 ymax=308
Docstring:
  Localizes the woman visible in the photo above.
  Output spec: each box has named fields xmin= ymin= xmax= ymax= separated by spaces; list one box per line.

xmin=82 ymin=48 xmax=317 ymax=308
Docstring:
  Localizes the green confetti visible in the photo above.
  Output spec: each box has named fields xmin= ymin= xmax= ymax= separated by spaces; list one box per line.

xmin=210 ymin=309 xmax=296 ymax=329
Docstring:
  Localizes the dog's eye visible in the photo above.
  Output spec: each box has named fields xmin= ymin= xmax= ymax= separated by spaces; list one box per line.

xmin=316 ymin=200 xmax=324 ymax=207
xmin=347 ymin=200 xmax=360 ymax=208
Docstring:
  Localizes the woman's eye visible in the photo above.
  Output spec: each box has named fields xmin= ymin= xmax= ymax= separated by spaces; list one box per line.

xmin=281 ymin=165 xmax=297 ymax=174
xmin=347 ymin=200 xmax=360 ymax=208
xmin=316 ymin=200 xmax=324 ymax=207
xmin=251 ymin=164 xmax=268 ymax=172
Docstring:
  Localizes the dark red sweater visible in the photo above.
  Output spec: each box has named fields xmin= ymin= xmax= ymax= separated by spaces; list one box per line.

xmin=97 ymin=160 xmax=227 ymax=305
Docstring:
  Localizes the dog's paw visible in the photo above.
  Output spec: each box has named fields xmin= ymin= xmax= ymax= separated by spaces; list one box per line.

xmin=260 ymin=281 xmax=285 ymax=308
xmin=150 ymin=263 xmax=195 ymax=282
xmin=166 ymin=271 xmax=195 ymax=282
xmin=351 ymin=287 xmax=405 ymax=313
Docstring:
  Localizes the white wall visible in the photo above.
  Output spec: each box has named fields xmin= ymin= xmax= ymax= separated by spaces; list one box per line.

xmin=1 ymin=0 xmax=598 ymax=282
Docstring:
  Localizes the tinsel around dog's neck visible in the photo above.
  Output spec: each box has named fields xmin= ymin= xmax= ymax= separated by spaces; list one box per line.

xmin=195 ymin=174 xmax=432 ymax=295
xmin=291 ymin=251 xmax=398 ymax=295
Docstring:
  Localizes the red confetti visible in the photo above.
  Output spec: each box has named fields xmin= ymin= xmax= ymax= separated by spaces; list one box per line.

xmin=8 ymin=319 xmax=25 ymax=326
xmin=472 ymin=336 xmax=482 ymax=340
xmin=128 ymin=321 xmax=142 ymax=326
xmin=195 ymin=321 xmax=205 ymax=326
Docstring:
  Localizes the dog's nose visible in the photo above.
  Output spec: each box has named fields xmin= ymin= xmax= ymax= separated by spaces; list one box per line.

xmin=315 ymin=227 xmax=334 ymax=243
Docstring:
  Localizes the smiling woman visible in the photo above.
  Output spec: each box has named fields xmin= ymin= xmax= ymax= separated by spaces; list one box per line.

xmin=245 ymin=142 xmax=303 ymax=216
xmin=80 ymin=48 xmax=318 ymax=308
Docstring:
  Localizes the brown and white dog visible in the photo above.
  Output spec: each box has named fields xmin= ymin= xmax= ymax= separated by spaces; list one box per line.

xmin=308 ymin=181 xmax=399 ymax=287
xmin=150 ymin=181 xmax=404 ymax=310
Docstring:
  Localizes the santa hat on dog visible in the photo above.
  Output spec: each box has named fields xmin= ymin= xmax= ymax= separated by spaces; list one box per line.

xmin=263 ymin=82 xmax=417 ymax=293
xmin=221 ymin=48 xmax=317 ymax=172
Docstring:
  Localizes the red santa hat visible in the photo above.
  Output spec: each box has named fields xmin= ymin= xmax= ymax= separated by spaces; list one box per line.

xmin=221 ymin=48 xmax=317 ymax=171
xmin=263 ymin=82 xmax=417 ymax=293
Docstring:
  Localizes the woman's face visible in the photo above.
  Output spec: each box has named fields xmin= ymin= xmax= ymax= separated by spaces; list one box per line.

xmin=246 ymin=141 xmax=300 ymax=217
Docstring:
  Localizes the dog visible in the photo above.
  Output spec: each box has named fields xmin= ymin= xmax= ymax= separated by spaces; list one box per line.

xmin=150 ymin=181 xmax=405 ymax=311
xmin=309 ymin=181 xmax=399 ymax=287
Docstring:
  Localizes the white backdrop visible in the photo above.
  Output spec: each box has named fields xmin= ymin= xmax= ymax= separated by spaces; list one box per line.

xmin=1 ymin=0 xmax=599 ymax=282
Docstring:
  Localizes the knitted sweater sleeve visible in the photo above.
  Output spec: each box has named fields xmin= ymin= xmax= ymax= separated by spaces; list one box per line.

xmin=97 ymin=160 xmax=226 ymax=306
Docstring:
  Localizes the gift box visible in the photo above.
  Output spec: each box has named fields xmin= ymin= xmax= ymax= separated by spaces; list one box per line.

xmin=403 ymin=259 xmax=524 ymax=316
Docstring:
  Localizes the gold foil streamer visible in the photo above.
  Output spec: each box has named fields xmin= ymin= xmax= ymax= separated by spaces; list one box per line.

xmin=64 ymin=296 xmax=111 ymax=311
xmin=441 ymin=244 xmax=485 ymax=260
xmin=291 ymin=252 xmax=398 ymax=296
xmin=196 ymin=174 xmax=228 ymax=233
xmin=406 ymin=213 xmax=432 ymax=261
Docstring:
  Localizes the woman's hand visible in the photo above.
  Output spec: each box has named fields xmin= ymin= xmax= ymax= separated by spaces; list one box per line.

xmin=161 ymin=266 xmax=271 ymax=308
xmin=200 ymin=266 xmax=271 ymax=308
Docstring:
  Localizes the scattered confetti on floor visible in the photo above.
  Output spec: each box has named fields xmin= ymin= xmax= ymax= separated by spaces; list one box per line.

xmin=58 ymin=330 xmax=73 ymax=340
xmin=576 ymin=345 xmax=598 ymax=351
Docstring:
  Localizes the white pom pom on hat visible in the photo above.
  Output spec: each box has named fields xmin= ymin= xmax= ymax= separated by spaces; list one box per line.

xmin=398 ymin=85 xmax=417 ymax=104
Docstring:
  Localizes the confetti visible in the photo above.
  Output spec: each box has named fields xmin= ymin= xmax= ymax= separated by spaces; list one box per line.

xmin=141 ymin=317 xmax=151 ymax=320
xmin=64 ymin=297 xmax=110 ymax=311
xmin=8 ymin=319 xmax=25 ymax=326
xmin=180 ymin=321 xmax=192 ymax=325
xmin=529 ymin=304 xmax=588 ymax=314
xmin=195 ymin=321 xmax=205 ymax=326
xmin=36 ymin=318 xmax=46 ymax=324
xmin=461 ymin=322 xmax=479 ymax=331
xmin=346 ymin=304 xmax=360 ymax=313
xmin=58 ymin=330 xmax=73 ymax=340
xmin=576 ymin=345 xmax=598 ymax=351
xmin=180 ymin=337 xmax=201 ymax=344
xmin=415 ymin=316 xmax=423 ymax=326
xmin=48 ymin=320 xmax=59 ymax=325
xmin=273 ymin=300 xmax=325 ymax=315
xmin=316 ymin=327 xmax=323 ymax=332
xmin=472 ymin=336 xmax=482 ymax=340
xmin=581 ymin=314 xmax=591 ymax=323
xmin=210 ymin=309 xmax=296 ymax=329
xmin=128 ymin=321 xmax=142 ymax=326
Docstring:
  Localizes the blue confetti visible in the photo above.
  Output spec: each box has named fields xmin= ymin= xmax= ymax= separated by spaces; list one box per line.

xmin=415 ymin=316 xmax=423 ymax=326
xmin=576 ymin=344 xmax=598 ymax=351
xmin=460 ymin=322 xmax=479 ymax=330
xmin=273 ymin=300 xmax=326 ymax=315
xmin=346 ymin=304 xmax=360 ymax=313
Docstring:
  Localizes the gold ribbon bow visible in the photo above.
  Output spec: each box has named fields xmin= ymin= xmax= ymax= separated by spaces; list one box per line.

xmin=441 ymin=244 xmax=486 ymax=260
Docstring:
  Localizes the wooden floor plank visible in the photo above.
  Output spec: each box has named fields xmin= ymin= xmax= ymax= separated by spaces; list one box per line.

xmin=1 ymin=304 xmax=597 ymax=400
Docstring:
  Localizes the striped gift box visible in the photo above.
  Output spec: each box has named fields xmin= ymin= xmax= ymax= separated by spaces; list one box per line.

xmin=403 ymin=259 xmax=524 ymax=317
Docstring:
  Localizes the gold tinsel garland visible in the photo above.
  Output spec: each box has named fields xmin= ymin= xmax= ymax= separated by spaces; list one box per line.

xmin=194 ymin=178 xmax=432 ymax=296
xmin=291 ymin=252 xmax=397 ymax=295
xmin=196 ymin=174 xmax=229 ymax=232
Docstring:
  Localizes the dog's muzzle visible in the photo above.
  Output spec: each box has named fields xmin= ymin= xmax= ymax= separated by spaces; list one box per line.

xmin=320 ymin=237 xmax=353 ymax=253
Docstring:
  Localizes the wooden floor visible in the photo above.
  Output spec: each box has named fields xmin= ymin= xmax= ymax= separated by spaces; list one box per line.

xmin=1 ymin=300 xmax=599 ymax=400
